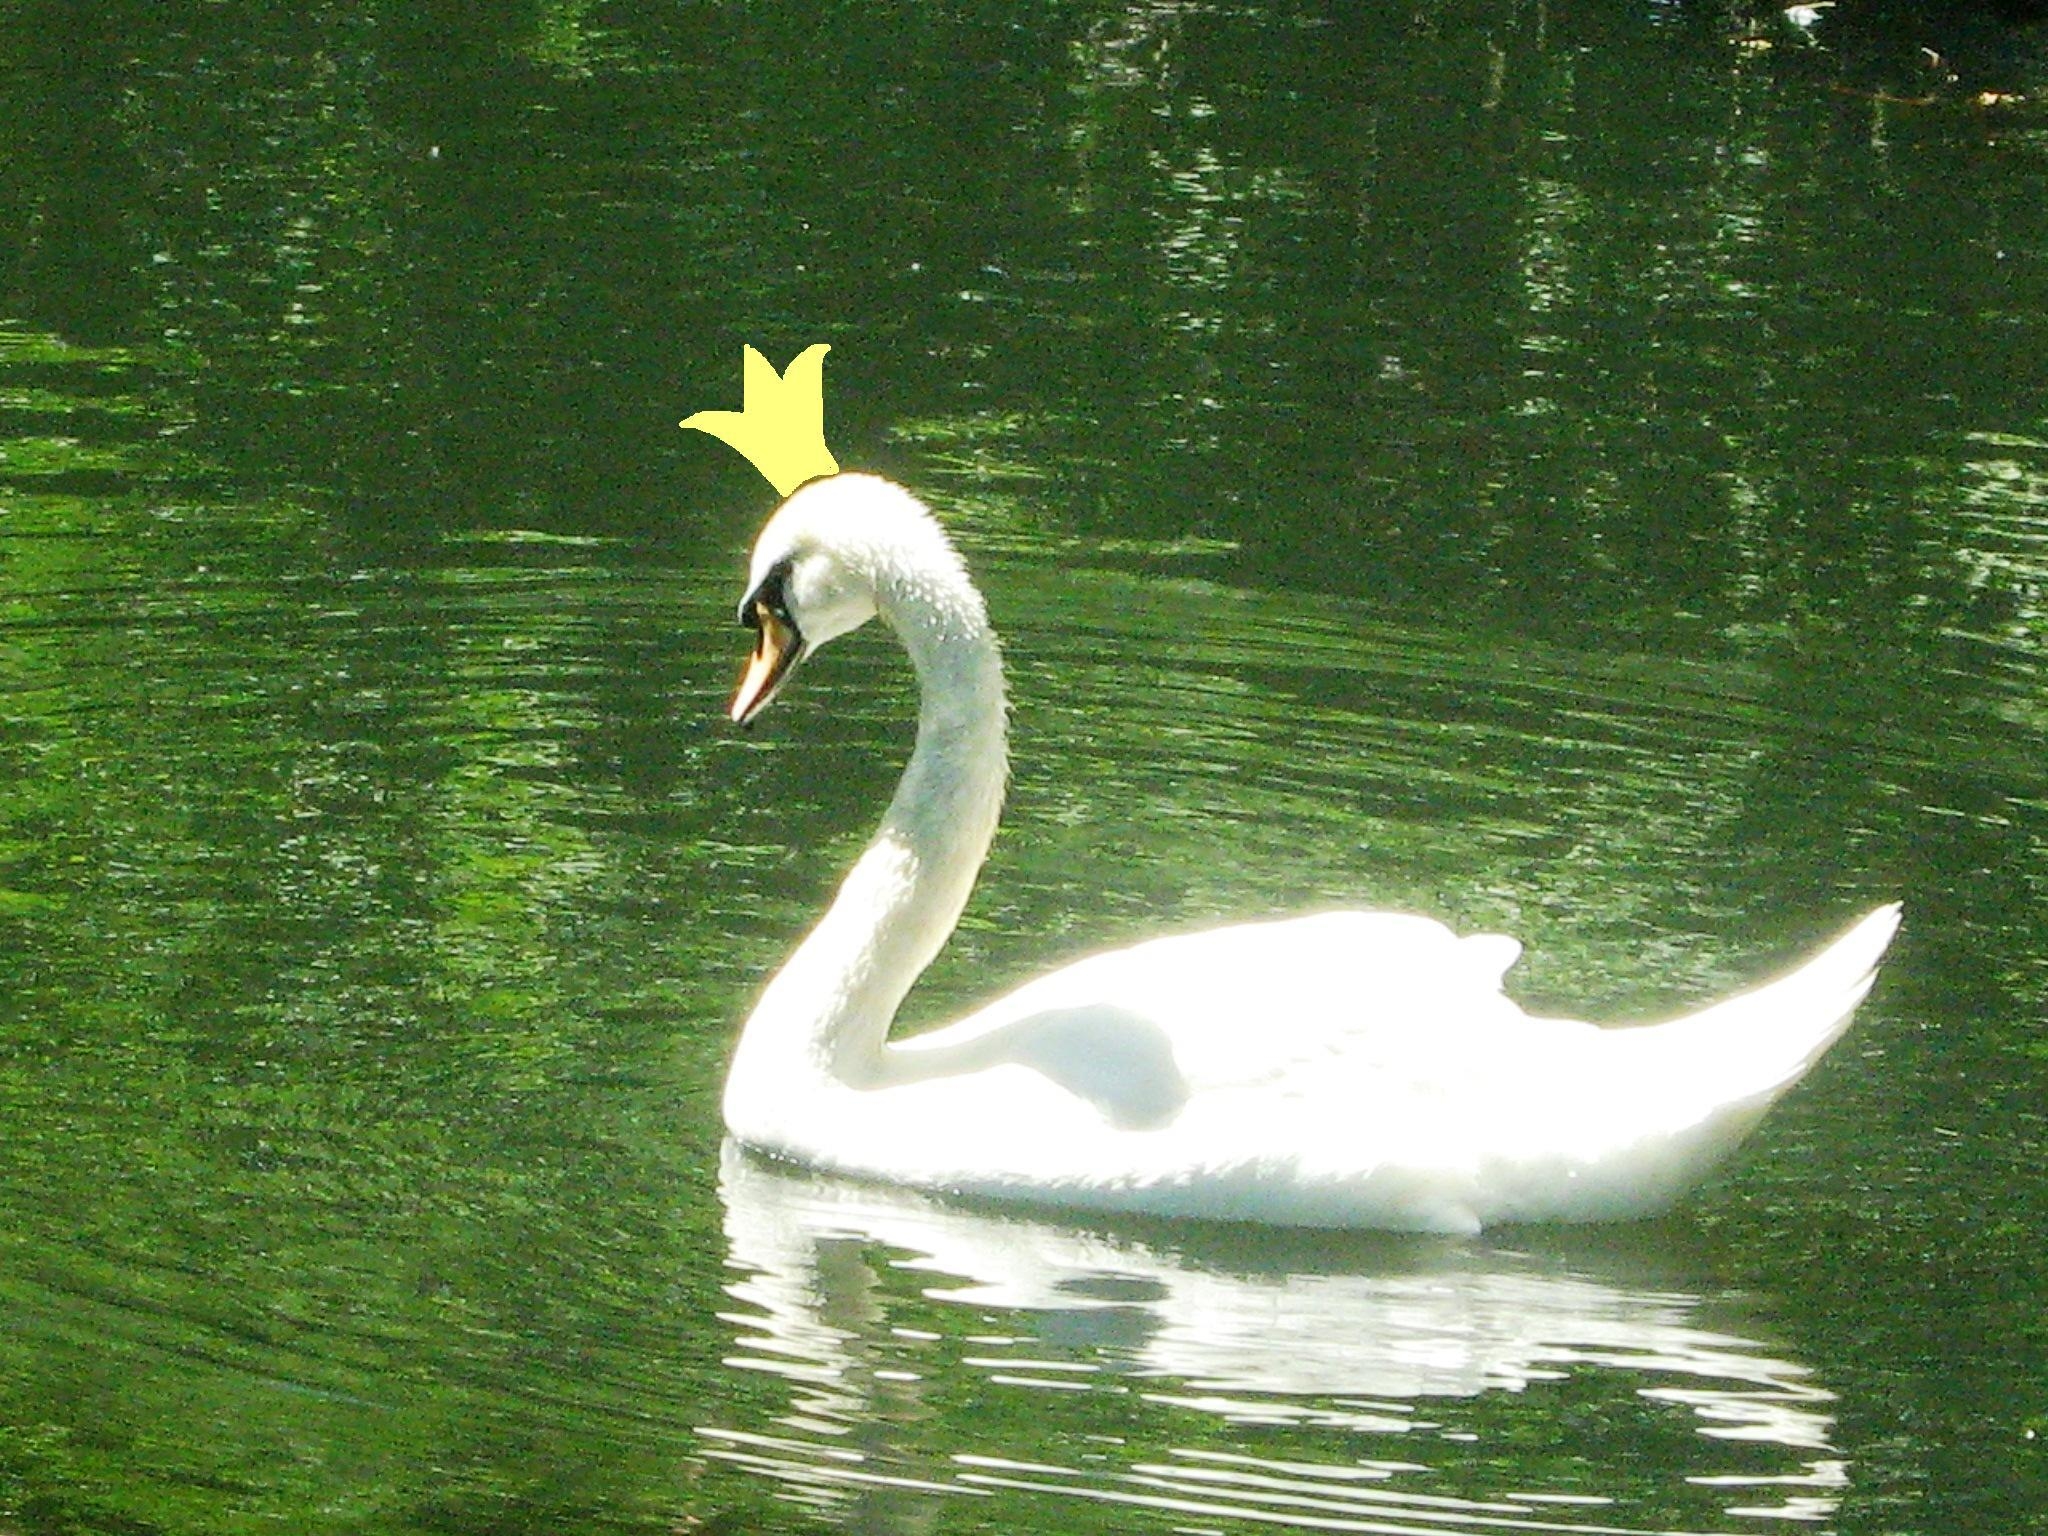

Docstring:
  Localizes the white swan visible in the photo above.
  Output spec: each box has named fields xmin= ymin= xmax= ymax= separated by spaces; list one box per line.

xmin=722 ymin=471 xmax=1901 ymax=1234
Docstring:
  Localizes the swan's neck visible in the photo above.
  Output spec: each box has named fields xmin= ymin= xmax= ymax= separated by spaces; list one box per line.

xmin=728 ymin=567 xmax=1006 ymax=1119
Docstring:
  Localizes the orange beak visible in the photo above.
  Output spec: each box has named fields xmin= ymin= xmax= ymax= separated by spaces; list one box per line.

xmin=730 ymin=602 xmax=804 ymax=726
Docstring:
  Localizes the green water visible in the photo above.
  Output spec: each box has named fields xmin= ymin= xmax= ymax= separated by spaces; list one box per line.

xmin=3 ymin=3 xmax=2046 ymax=1532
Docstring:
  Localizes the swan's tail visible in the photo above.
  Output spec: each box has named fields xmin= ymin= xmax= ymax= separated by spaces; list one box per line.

xmin=1515 ymin=903 xmax=1904 ymax=1224
xmin=1655 ymin=901 xmax=1902 ymax=1099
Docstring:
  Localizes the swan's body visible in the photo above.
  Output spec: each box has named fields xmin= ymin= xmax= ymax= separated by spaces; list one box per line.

xmin=723 ymin=472 xmax=1900 ymax=1234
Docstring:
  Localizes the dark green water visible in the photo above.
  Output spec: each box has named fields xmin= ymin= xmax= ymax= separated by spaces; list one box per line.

xmin=3 ymin=4 xmax=2046 ymax=1533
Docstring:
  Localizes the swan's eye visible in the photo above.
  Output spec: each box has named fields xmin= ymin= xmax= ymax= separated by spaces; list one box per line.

xmin=738 ymin=557 xmax=797 ymax=633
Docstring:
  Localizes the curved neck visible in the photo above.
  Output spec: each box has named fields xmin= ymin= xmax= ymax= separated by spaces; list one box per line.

xmin=728 ymin=569 xmax=1007 ymax=1115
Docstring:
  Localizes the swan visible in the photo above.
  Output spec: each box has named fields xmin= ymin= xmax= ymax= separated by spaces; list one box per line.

xmin=720 ymin=471 xmax=1901 ymax=1234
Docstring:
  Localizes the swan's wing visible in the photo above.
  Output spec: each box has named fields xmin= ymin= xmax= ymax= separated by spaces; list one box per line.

xmin=893 ymin=909 xmax=1559 ymax=1108
xmin=854 ymin=907 xmax=1896 ymax=1231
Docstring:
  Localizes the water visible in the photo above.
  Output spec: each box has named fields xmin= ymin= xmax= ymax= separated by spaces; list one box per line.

xmin=4 ymin=3 xmax=2047 ymax=1533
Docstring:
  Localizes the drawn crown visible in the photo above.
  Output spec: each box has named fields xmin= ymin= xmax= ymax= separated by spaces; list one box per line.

xmin=680 ymin=343 xmax=840 ymax=497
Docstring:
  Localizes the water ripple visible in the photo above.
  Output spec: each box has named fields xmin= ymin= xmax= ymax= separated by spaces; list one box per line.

xmin=703 ymin=1149 xmax=1846 ymax=1534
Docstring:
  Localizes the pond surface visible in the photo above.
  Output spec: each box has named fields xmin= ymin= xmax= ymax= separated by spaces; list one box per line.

xmin=3 ymin=4 xmax=2046 ymax=1533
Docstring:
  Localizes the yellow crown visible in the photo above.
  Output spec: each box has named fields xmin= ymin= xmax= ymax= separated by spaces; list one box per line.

xmin=680 ymin=343 xmax=840 ymax=497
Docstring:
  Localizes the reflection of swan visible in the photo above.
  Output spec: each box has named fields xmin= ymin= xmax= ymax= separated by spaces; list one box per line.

xmin=708 ymin=1148 xmax=1848 ymax=1526
xmin=724 ymin=473 xmax=1900 ymax=1234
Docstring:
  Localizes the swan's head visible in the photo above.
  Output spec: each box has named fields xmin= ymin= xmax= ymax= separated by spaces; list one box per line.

xmin=730 ymin=472 xmax=972 ymax=727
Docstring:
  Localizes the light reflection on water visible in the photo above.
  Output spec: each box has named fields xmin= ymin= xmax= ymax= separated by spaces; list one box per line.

xmin=706 ymin=1146 xmax=1845 ymax=1534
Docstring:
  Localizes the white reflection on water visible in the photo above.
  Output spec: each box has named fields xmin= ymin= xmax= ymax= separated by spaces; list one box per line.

xmin=702 ymin=1145 xmax=1845 ymax=1534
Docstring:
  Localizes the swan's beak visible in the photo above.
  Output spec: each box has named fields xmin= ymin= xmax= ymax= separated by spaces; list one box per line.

xmin=731 ymin=601 xmax=805 ymax=726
